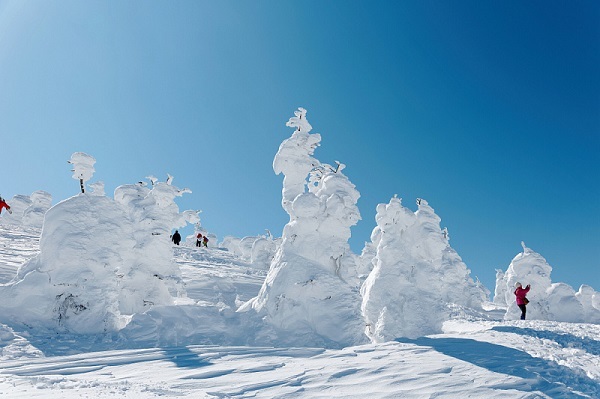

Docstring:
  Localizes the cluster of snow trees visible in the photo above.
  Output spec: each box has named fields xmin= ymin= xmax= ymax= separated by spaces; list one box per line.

xmin=0 ymin=190 xmax=52 ymax=228
xmin=0 ymin=108 xmax=598 ymax=347
xmin=0 ymin=153 xmax=199 ymax=333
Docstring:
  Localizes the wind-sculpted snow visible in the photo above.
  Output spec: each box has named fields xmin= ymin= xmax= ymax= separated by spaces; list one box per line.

xmin=0 ymin=224 xmax=600 ymax=398
xmin=362 ymin=196 xmax=488 ymax=341
xmin=68 ymin=152 xmax=96 ymax=188
xmin=0 ymin=158 xmax=199 ymax=334
xmin=496 ymin=242 xmax=600 ymax=323
xmin=219 ymin=234 xmax=280 ymax=270
xmin=240 ymin=108 xmax=366 ymax=348
xmin=0 ymin=191 xmax=52 ymax=228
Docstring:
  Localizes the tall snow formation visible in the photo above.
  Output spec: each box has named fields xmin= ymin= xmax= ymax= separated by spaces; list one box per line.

xmin=239 ymin=108 xmax=366 ymax=348
xmin=68 ymin=152 xmax=96 ymax=193
xmin=0 ymin=191 xmax=52 ymax=228
xmin=361 ymin=197 xmax=488 ymax=342
xmin=497 ymin=242 xmax=600 ymax=323
xmin=0 ymin=158 xmax=199 ymax=334
xmin=493 ymin=269 xmax=507 ymax=304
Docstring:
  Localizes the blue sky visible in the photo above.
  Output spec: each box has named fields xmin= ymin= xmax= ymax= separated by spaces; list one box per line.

xmin=0 ymin=1 xmax=598 ymax=292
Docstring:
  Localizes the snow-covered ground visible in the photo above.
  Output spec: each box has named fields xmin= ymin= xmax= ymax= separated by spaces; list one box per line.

xmin=1 ymin=224 xmax=599 ymax=398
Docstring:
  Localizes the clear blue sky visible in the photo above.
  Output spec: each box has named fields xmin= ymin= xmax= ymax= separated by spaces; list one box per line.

xmin=1 ymin=1 xmax=598 ymax=293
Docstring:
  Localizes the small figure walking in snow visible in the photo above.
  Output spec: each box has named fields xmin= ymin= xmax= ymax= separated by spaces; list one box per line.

xmin=203 ymin=235 xmax=209 ymax=247
xmin=172 ymin=230 xmax=182 ymax=246
xmin=196 ymin=233 xmax=203 ymax=247
xmin=514 ymin=282 xmax=531 ymax=320
xmin=0 ymin=196 xmax=11 ymax=214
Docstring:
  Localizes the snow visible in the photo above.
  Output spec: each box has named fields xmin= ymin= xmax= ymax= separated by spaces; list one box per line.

xmin=0 ymin=111 xmax=599 ymax=397
xmin=0 ymin=226 xmax=599 ymax=398
xmin=239 ymin=108 xmax=365 ymax=348
xmin=496 ymin=242 xmax=600 ymax=323
xmin=361 ymin=196 xmax=488 ymax=341
xmin=0 ymin=191 xmax=52 ymax=228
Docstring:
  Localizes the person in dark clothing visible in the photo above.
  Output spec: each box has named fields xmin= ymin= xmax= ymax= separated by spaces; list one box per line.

xmin=514 ymin=282 xmax=531 ymax=320
xmin=203 ymin=235 xmax=209 ymax=247
xmin=172 ymin=230 xmax=181 ymax=245
xmin=196 ymin=233 xmax=203 ymax=247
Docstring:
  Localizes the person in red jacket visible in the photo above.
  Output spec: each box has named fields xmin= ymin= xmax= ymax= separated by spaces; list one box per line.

xmin=0 ymin=197 xmax=11 ymax=215
xmin=514 ymin=282 xmax=531 ymax=320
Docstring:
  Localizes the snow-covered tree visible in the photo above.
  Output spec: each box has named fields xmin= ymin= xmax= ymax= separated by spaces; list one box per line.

xmin=493 ymin=269 xmax=507 ymax=304
xmin=361 ymin=197 xmax=487 ymax=341
xmin=0 ymin=161 xmax=198 ymax=333
xmin=0 ymin=191 xmax=52 ymax=228
xmin=497 ymin=242 xmax=597 ymax=323
xmin=576 ymin=285 xmax=600 ymax=324
xmin=68 ymin=152 xmax=96 ymax=193
xmin=239 ymin=108 xmax=365 ymax=348
xmin=114 ymin=176 xmax=199 ymax=314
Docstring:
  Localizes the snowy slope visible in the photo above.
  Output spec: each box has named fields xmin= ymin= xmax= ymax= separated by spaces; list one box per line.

xmin=1 ymin=225 xmax=599 ymax=398
xmin=0 ymin=224 xmax=40 ymax=284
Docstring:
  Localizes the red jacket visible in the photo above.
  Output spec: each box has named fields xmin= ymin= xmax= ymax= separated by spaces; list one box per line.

xmin=0 ymin=200 xmax=9 ymax=213
xmin=514 ymin=285 xmax=530 ymax=305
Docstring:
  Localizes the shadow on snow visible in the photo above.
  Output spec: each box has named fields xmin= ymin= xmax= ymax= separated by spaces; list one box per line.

xmin=491 ymin=326 xmax=600 ymax=357
xmin=396 ymin=337 xmax=598 ymax=398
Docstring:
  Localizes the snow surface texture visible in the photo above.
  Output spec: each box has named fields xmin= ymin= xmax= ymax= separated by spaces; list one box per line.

xmin=361 ymin=196 xmax=488 ymax=341
xmin=240 ymin=108 xmax=366 ymax=348
xmin=495 ymin=242 xmax=600 ymax=323
xmin=0 ymin=224 xmax=599 ymax=398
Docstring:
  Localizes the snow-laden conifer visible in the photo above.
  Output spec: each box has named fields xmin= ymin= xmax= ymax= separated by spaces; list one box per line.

xmin=68 ymin=152 xmax=96 ymax=193
xmin=0 ymin=158 xmax=198 ymax=333
xmin=361 ymin=197 xmax=487 ymax=341
xmin=239 ymin=108 xmax=365 ymax=348
xmin=497 ymin=242 xmax=599 ymax=322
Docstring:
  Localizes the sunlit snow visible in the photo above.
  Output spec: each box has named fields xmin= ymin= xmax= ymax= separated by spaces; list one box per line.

xmin=0 ymin=109 xmax=598 ymax=398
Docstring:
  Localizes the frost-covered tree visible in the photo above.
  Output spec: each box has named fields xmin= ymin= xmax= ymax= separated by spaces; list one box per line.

xmin=0 ymin=195 xmax=30 ymax=226
xmin=114 ymin=176 xmax=199 ymax=314
xmin=0 ymin=159 xmax=199 ymax=333
xmin=497 ymin=242 xmax=597 ymax=322
xmin=68 ymin=152 xmax=96 ymax=193
xmin=239 ymin=108 xmax=365 ymax=348
xmin=0 ymin=191 xmax=52 ymax=228
xmin=493 ymin=269 xmax=507 ymax=304
xmin=89 ymin=181 xmax=106 ymax=196
xmin=361 ymin=197 xmax=487 ymax=341
xmin=220 ymin=233 xmax=281 ymax=270
xmin=576 ymin=285 xmax=600 ymax=324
